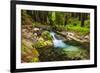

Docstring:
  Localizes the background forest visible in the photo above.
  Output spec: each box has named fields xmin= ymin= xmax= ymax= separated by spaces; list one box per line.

xmin=21 ymin=10 xmax=90 ymax=63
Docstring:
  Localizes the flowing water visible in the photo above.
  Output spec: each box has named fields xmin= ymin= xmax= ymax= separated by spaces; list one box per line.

xmin=49 ymin=32 xmax=89 ymax=60
xmin=50 ymin=32 xmax=79 ymax=51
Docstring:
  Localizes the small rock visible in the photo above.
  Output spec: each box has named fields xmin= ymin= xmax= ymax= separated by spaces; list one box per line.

xmin=34 ymin=33 xmax=37 ymax=36
xmin=22 ymin=29 xmax=28 ymax=33
xmin=79 ymin=36 xmax=84 ymax=40
xmin=84 ymin=35 xmax=89 ymax=40
xmin=33 ymin=28 xmax=40 ymax=31
xmin=67 ymin=32 xmax=74 ymax=36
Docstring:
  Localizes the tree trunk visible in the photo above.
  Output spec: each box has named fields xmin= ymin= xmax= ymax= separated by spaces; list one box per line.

xmin=64 ymin=15 xmax=67 ymax=26
xmin=81 ymin=13 xmax=85 ymax=27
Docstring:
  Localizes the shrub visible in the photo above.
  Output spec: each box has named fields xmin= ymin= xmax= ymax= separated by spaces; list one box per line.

xmin=67 ymin=26 xmax=89 ymax=35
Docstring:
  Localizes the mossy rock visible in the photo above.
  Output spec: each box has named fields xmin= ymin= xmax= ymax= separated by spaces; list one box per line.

xmin=41 ymin=31 xmax=52 ymax=40
xmin=31 ymin=57 xmax=39 ymax=62
xmin=21 ymin=39 xmax=40 ymax=62
xmin=33 ymin=37 xmax=53 ymax=49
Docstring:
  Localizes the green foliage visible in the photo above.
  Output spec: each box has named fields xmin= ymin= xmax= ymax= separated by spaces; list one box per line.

xmin=85 ymin=20 xmax=90 ymax=28
xmin=53 ymin=25 xmax=67 ymax=31
xmin=32 ymin=37 xmax=44 ymax=48
xmin=51 ymin=12 xmax=56 ymax=21
xmin=67 ymin=25 xmax=89 ymax=35
xmin=31 ymin=57 xmax=39 ymax=62
xmin=68 ymin=18 xmax=81 ymax=26
xmin=55 ymin=12 xmax=65 ymax=25
xmin=41 ymin=31 xmax=52 ymax=40
xmin=33 ymin=37 xmax=52 ymax=49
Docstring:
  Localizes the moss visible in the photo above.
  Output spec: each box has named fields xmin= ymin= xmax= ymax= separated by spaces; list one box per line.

xmin=41 ymin=31 xmax=52 ymax=40
xmin=21 ymin=40 xmax=40 ymax=62
xmin=31 ymin=57 xmax=39 ymax=62
xmin=33 ymin=37 xmax=53 ymax=49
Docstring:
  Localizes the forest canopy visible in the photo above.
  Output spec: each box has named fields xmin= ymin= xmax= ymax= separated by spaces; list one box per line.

xmin=21 ymin=10 xmax=90 ymax=35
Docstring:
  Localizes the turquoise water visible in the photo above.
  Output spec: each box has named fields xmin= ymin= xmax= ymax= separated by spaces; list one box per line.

xmin=50 ymin=32 xmax=80 ymax=51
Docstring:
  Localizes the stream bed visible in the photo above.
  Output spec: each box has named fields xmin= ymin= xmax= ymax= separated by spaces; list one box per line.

xmin=37 ymin=31 xmax=90 ymax=62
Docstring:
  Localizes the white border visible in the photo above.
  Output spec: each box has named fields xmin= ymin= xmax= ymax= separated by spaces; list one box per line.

xmin=16 ymin=4 xmax=94 ymax=69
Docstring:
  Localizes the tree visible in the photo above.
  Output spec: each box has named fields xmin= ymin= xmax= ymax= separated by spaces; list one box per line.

xmin=81 ymin=13 xmax=85 ymax=27
xmin=64 ymin=15 xmax=68 ymax=26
